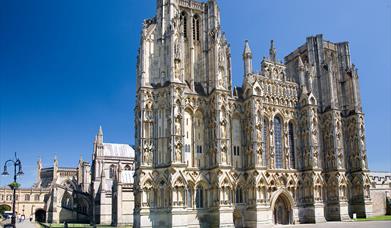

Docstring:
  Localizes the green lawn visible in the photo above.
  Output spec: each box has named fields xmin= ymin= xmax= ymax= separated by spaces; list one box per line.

xmin=354 ymin=215 xmax=391 ymax=221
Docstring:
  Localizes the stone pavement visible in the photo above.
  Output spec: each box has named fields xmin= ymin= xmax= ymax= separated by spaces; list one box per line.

xmin=3 ymin=220 xmax=39 ymax=228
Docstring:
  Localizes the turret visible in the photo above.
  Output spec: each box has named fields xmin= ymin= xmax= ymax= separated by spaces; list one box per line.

xmin=36 ymin=158 xmax=42 ymax=184
xmin=298 ymin=56 xmax=307 ymax=93
xmin=53 ymin=155 xmax=58 ymax=180
xmin=269 ymin=40 xmax=277 ymax=62
xmin=77 ymin=154 xmax=83 ymax=184
xmin=97 ymin=126 xmax=103 ymax=144
xmin=243 ymin=40 xmax=253 ymax=76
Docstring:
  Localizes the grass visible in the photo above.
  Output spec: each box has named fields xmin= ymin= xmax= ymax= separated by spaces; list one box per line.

xmin=354 ymin=215 xmax=391 ymax=221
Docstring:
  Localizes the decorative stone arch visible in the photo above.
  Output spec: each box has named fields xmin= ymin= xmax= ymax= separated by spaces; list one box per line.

xmin=62 ymin=179 xmax=77 ymax=191
xmin=141 ymin=177 xmax=155 ymax=189
xmin=256 ymin=175 xmax=268 ymax=187
xmin=61 ymin=190 xmax=73 ymax=209
xmin=234 ymin=179 xmax=245 ymax=204
xmin=184 ymin=105 xmax=194 ymax=115
xmin=195 ymin=179 xmax=208 ymax=209
xmin=252 ymin=81 xmax=262 ymax=95
xmin=234 ymin=174 xmax=246 ymax=188
xmin=172 ymin=175 xmax=186 ymax=207
xmin=172 ymin=173 xmax=187 ymax=188
xmin=270 ymin=189 xmax=295 ymax=224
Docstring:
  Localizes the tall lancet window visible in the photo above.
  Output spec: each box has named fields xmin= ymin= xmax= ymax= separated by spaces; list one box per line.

xmin=192 ymin=15 xmax=200 ymax=41
xmin=262 ymin=119 xmax=268 ymax=167
xmin=288 ymin=122 xmax=295 ymax=169
xmin=274 ymin=117 xmax=283 ymax=169
xmin=180 ymin=12 xmax=187 ymax=38
xmin=109 ymin=164 xmax=116 ymax=179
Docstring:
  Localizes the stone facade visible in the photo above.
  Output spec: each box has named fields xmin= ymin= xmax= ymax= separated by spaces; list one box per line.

xmin=134 ymin=0 xmax=372 ymax=227
xmin=0 ymin=187 xmax=47 ymax=221
xmin=0 ymin=157 xmax=90 ymax=223
xmin=369 ymin=171 xmax=391 ymax=216
xmin=91 ymin=127 xmax=135 ymax=226
xmin=1 ymin=127 xmax=135 ymax=226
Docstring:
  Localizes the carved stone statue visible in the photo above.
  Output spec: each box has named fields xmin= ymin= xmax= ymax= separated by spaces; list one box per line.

xmin=174 ymin=60 xmax=181 ymax=79
xmin=221 ymin=121 xmax=226 ymax=139
xmin=176 ymin=143 xmax=182 ymax=162
xmin=312 ymin=128 xmax=318 ymax=146
xmin=221 ymin=150 xmax=226 ymax=163
xmin=174 ymin=39 xmax=181 ymax=60
xmin=175 ymin=118 xmax=181 ymax=135
xmin=257 ymin=146 xmax=263 ymax=166
xmin=143 ymin=144 xmax=152 ymax=164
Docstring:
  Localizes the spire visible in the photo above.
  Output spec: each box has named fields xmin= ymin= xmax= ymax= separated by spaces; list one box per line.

xmin=98 ymin=125 xmax=103 ymax=136
xmin=269 ymin=40 xmax=277 ymax=62
xmin=37 ymin=157 xmax=42 ymax=169
xmin=36 ymin=157 xmax=42 ymax=185
xmin=97 ymin=126 xmax=103 ymax=144
xmin=54 ymin=155 xmax=58 ymax=167
xmin=79 ymin=154 xmax=83 ymax=164
xmin=243 ymin=40 xmax=253 ymax=76
xmin=243 ymin=40 xmax=252 ymax=58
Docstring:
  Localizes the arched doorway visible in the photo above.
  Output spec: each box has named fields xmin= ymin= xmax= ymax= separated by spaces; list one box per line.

xmin=274 ymin=196 xmax=289 ymax=224
xmin=271 ymin=190 xmax=293 ymax=225
xmin=35 ymin=209 xmax=46 ymax=223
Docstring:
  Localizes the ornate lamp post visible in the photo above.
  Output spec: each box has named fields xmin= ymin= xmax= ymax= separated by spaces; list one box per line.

xmin=2 ymin=153 xmax=24 ymax=226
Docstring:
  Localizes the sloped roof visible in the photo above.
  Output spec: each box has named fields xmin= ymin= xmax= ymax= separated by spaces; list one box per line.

xmin=121 ymin=170 xmax=134 ymax=184
xmin=102 ymin=143 xmax=135 ymax=158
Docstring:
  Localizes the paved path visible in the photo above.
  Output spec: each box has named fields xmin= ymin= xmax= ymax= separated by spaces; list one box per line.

xmin=1 ymin=220 xmax=39 ymax=228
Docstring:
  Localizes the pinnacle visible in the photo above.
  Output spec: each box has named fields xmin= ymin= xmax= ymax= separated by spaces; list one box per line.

xmin=243 ymin=40 xmax=252 ymax=57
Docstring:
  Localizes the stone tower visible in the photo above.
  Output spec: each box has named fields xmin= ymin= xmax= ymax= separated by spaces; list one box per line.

xmin=134 ymin=1 xmax=372 ymax=227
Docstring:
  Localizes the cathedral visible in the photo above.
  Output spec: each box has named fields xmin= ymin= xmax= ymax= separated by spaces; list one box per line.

xmin=133 ymin=0 xmax=373 ymax=227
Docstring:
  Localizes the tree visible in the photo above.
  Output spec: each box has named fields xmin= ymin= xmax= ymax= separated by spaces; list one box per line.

xmin=0 ymin=204 xmax=12 ymax=215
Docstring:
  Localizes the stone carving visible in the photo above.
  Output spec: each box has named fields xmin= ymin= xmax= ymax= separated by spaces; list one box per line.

xmin=175 ymin=142 xmax=182 ymax=162
xmin=175 ymin=116 xmax=181 ymax=135
xmin=174 ymin=39 xmax=181 ymax=60
xmin=143 ymin=143 xmax=152 ymax=164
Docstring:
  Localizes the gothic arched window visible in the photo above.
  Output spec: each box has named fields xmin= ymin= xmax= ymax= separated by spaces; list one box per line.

xmin=124 ymin=164 xmax=131 ymax=171
xmin=61 ymin=192 xmax=72 ymax=209
xmin=109 ymin=164 xmax=116 ymax=179
xmin=25 ymin=194 xmax=30 ymax=201
xmin=262 ymin=119 xmax=268 ymax=167
xmin=235 ymin=187 xmax=243 ymax=203
xmin=195 ymin=186 xmax=204 ymax=208
xmin=288 ymin=122 xmax=295 ymax=169
xmin=180 ymin=12 xmax=187 ymax=38
xmin=274 ymin=116 xmax=283 ymax=169
xmin=192 ymin=15 xmax=200 ymax=41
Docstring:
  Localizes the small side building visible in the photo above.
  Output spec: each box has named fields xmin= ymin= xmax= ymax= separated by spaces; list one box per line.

xmin=370 ymin=171 xmax=391 ymax=216
xmin=91 ymin=126 xmax=135 ymax=226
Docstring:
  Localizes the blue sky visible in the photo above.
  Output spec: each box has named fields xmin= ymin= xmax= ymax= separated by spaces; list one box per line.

xmin=0 ymin=0 xmax=390 ymax=187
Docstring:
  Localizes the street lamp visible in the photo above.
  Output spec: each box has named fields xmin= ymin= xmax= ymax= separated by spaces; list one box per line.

xmin=2 ymin=152 xmax=24 ymax=226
